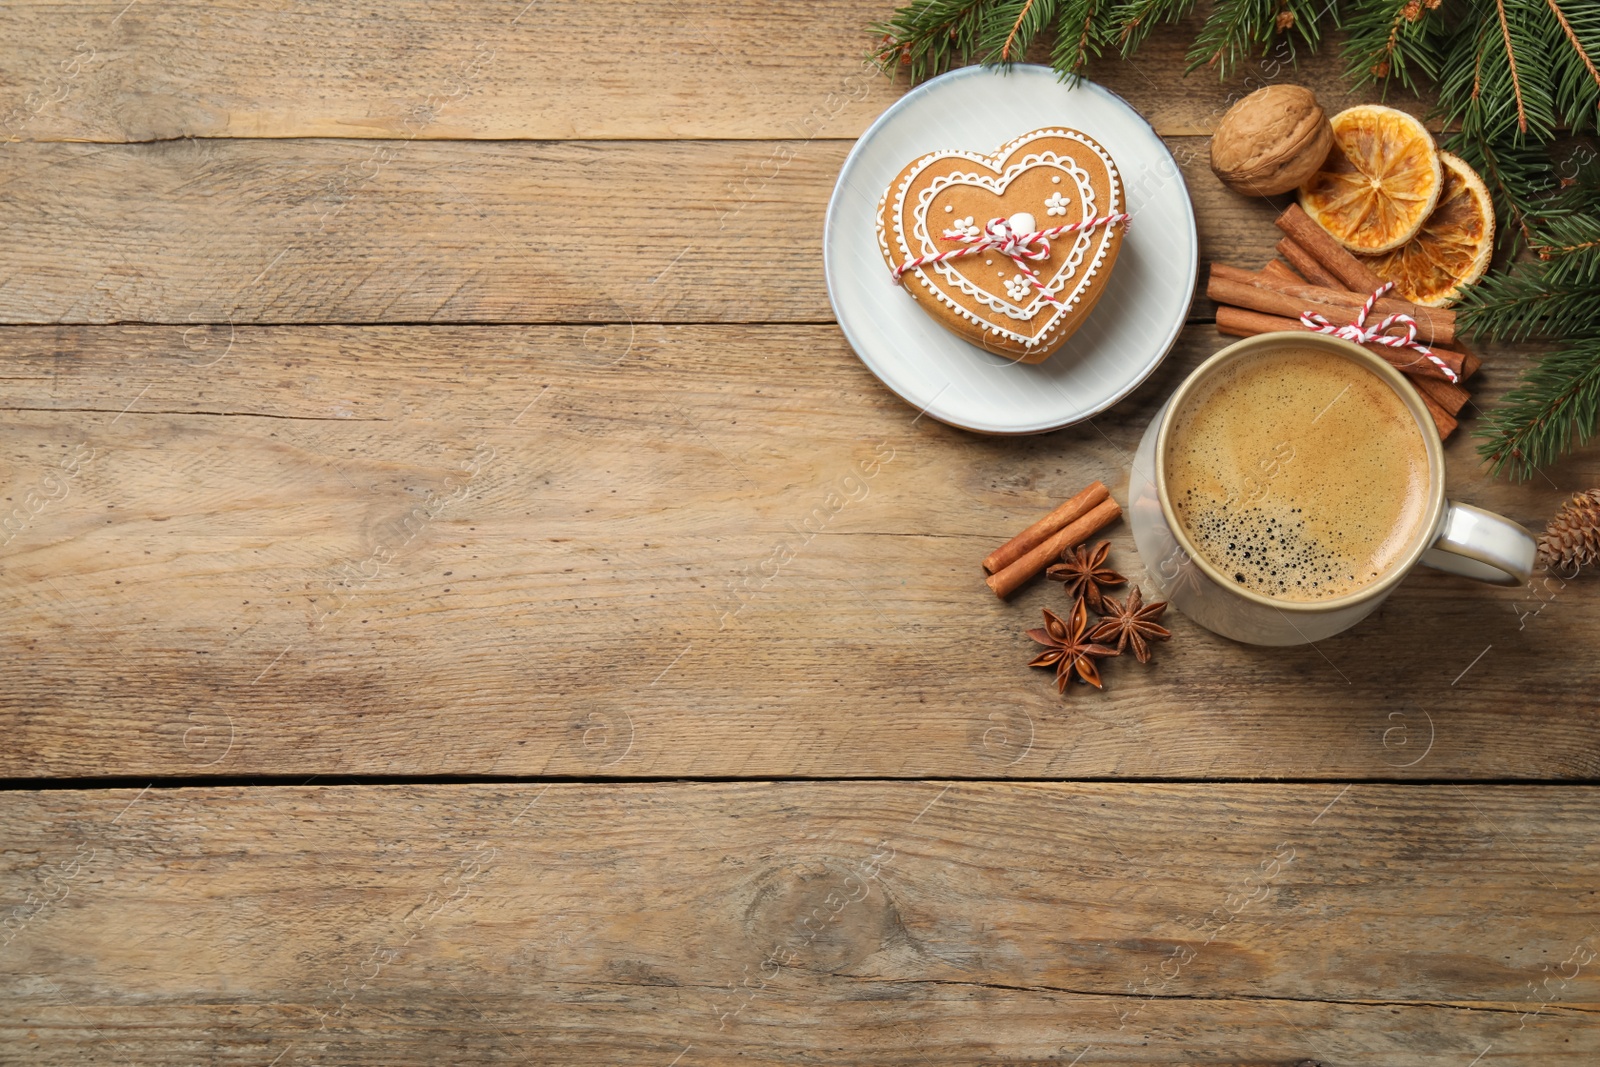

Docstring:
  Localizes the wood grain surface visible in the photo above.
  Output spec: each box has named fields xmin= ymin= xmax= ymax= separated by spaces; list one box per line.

xmin=0 ymin=134 xmax=1301 ymax=325
xmin=2 ymin=782 xmax=1596 ymax=1065
xmin=1 ymin=324 xmax=1594 ymax=780
xmin=0 ymin=2 xmax=1389 ymax=143
xmin=3 ymin=4 xmax=1597 ymax=1064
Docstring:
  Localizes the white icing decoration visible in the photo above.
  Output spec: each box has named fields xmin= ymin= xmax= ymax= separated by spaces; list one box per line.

xmin=1004 ymin=274 xmax=1032 ymax=301
xmin=944 ymin=204 xmax=953 ymax=212
xmin=1009 ymin=212 xmax=1036 ymax=235
xmin=1051 ymin=175 xmax=1061 ymax=184
xmin=1044 ymin=191 xmax=1070 ymax=216
xmin=950 ymin=215 xmax=980 ymax=240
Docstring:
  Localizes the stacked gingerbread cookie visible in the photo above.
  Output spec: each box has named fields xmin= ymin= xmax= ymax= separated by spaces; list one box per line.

xmin=877 ymin=127 xmax=1129 ymax=363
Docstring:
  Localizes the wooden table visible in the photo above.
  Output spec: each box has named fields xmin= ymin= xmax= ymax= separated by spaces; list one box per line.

xmin=2 ymin=3 xmax=1596 ymax=1063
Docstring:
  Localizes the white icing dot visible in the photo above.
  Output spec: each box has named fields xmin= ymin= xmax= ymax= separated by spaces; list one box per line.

xmin=944 ymin=204 xmax=953 ymax=213
xmin=1009 ymin=212 xmax=1036 ymax=235
xmin=1052 ymin=176 xmax=1061 ymax=184
xmin=985 ymin=259 xmax=992 ymax=265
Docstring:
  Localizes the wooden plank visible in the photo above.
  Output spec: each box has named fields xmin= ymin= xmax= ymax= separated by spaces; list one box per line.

xmin=0 ymin=323 xmax=1594 ymax=780
xmin=0 ymin=2 xmax=1398 ymax=142
xmin=1 ymin=782 xmax=1595 ymax=1064
xmin=0 ymin=134 xmax=1300 ymax=326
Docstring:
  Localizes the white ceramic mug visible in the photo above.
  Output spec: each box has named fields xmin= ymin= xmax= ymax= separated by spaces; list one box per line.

xmin=1128 ymin=332 xmax=1537 ymax=646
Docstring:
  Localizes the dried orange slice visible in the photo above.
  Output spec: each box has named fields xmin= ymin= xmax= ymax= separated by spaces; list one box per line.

xmin=1357 ymin=152 xmax=1495 ymax=307
xmin=1299 ymin=104 xmax=1442 ymax=254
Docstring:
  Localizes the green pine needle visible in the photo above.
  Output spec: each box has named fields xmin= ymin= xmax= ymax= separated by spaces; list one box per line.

xmin=1052 ymin=0 xmax=1110 ymax=78
xmin=1476 ymin=338 xmax=1600 ymax=481
xmin=978 ymin=0 xmax=1062 ymax=66
xmin=871 ymin=0 xmax=993 ymax=83
xmin=1111 ymin=0 xmax=1194 ymax=56
xmin=1340 ymin=0 xmax=1445 ymax=92
xmin=1461 ymin=151 xmax=1600 ymax=477
xmin=1459 ymin=253 xmax=1600 ymax=344
xmin=1185 ymin=0 xmax=1321 ymax=79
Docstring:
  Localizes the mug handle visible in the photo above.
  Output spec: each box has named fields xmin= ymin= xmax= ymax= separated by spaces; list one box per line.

xmin=1418 ymin=501 xmax=1537 ymax=585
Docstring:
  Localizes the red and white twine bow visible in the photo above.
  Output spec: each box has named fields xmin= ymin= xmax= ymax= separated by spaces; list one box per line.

xmin=1298 ymin=281 xmax=1460 ymax=384
xmin=891 ymin=213 xmax=1131 ymax=307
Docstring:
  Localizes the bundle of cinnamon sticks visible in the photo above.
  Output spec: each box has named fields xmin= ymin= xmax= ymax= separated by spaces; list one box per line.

xmin=1208 ymin=203 xmax=1481 ymax=439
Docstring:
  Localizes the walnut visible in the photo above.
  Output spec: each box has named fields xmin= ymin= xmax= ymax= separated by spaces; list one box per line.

xmin=1209 ymin=85 xmax=1333 ymax=197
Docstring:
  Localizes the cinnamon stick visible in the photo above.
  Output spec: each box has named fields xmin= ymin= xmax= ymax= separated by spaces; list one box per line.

xmin=1214 ymin=305 xmax=1466 ymax=382
xmin=1275 ymin=237 xmax=1343 ymax=289
xmin=1259 ymin=258 xmax=1304 ymax=284
xmin=981 ymin=481 xmax=1110 ymax=575
xmin=1213 ymin=263 xmax=1455 ymax=330
xmin=1274 ymin=203 xmax=1385 ymax=294
xmin=985 ymin=496 xmax=1122 ymax=599
xmin=1412 ymin=373 xmax=1470 ymax=417
xmin=1208 ymin=265 xmax=1456 ymax=346
xmin=1418 ymin=391 xmax=1459 ymax=440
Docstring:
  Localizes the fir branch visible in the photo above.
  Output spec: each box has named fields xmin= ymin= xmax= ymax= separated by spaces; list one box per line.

xmin=1186 ymin=0 xmax=1278 ymax=77
xmin=1112 ymin=0 xmax=1195 ymax=55
xmin=1458 ymin=249 xmax=1600 ymax=341
xmin=1461 ymin=145 xmax=1600 ymax=476
xmin=1553 ymin=149 xmax=1600 ymax=202
xmin=1546 ymin=0 xmax=1600 ymax=97
xmin=1496 ymin=0 xmax=1531 ymax=132
xmin=871 ymin=0 xmax=993 ymax=83
xmin=1476 ymin=337 xmax=1600 ymax=480
xmin=1051 ymin=0 xmax=1110 ymax=80
xmin=1538 ymin=236 xmax=1600 ymax=256
xmin=1543 ymin=0 xmax=1600 ymax=133
xmin=979 ymin=0 xmax=1062 ymax=65
xmin=1184 ymin=0 xmax=1323 ymax=78
xmin=1530 ymin=209 xmax=1600 ymax=258
xmin=1432 ymin=1 xmax=1558 ymax=147
xmin=1003 ymin=0 xmax=1040 ymax=59
xmin=1341 ymin=0 xmax=1444 ymax=90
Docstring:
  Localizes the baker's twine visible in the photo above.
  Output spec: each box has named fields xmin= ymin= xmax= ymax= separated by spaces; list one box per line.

xmin=1298 ymin=281 xmax=1460 ymax=384
xmin=890 ymin=213 xmax=1130 ymax=308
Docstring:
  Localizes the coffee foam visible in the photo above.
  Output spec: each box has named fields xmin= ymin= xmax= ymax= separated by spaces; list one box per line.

xmin=1167 ymin=346 xmax=1431 ymax=603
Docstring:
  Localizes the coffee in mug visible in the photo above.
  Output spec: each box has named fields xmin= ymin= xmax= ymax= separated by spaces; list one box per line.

xmin=1165 ymin=345 xmax=1431 ymax=602
xmin=1129 ymin=332 xmax=1537 ymax=645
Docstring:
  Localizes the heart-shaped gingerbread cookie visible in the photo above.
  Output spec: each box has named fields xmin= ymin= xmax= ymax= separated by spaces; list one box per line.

xmin=876 ymin=128 xmax=1127 ymax=364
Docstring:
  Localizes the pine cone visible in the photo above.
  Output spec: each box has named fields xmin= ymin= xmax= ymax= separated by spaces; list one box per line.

xmin=1538 ymin=489 xmax=1600 ymax=571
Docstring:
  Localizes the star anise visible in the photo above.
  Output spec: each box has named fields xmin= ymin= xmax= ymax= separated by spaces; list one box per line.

xmin=1045 ymin=540 xmax=1126 ymax=612
xmin=1027 ymin=599 xmax=1117 ymax=693
xmin=1090 ymin=586 xmax=1171 ymax=663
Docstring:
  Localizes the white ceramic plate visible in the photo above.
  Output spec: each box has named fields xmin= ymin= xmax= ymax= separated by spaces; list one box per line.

xmin=824 ymin=64 xmax=1198 ymax=435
